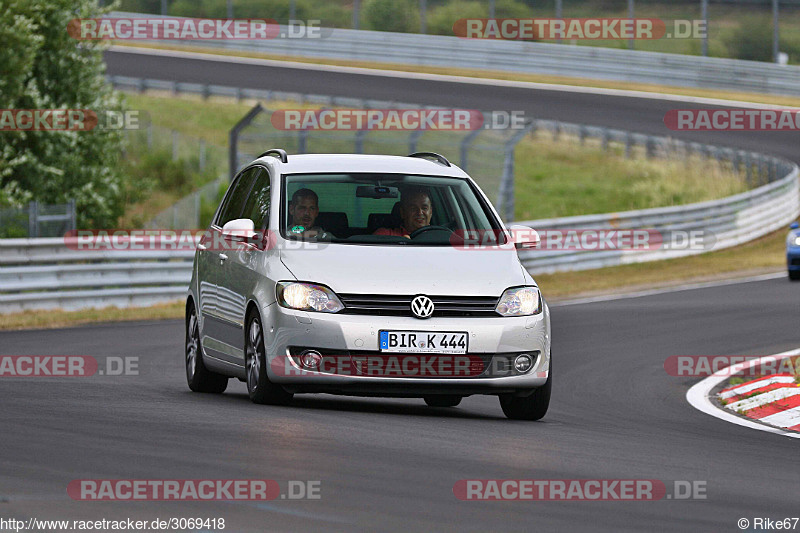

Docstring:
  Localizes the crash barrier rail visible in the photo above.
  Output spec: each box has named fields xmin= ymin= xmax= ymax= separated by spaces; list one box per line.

xmin=1 ymin=156 xmax=796 ymax=312
xmin=0 ymin=201 xmax=77 ymax=239
xmin=111 ymin=11 xmax=800 ymax=97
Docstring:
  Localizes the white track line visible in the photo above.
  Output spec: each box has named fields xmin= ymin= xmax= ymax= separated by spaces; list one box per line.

xmin=109 ymin=45 xmax=800 ymax=110
xmin=686 ymin=349 xmax=800 ymax=439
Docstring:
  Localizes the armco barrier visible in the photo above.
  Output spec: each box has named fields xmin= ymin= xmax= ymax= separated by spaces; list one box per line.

xmin=109 ymin=11 xmax=800 ymax=97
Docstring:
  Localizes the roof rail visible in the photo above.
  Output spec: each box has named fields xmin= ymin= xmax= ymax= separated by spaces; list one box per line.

xmin=258 ymin=148 xmax=288 ymax=163
xmin=408 ymin=152 xmax=451 ymax=167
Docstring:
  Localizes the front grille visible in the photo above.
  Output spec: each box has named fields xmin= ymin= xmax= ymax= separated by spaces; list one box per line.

xmin=337 ymin=294 xmax=500 ymax=317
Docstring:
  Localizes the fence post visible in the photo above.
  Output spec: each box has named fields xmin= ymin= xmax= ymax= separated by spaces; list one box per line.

xmin=499 ymin=122 xmax=536 ymax=223
xmin=28 ymin=201 xmax=38 ymax=238
xmin=147 ymin=122 xmax=153 ymax=149
xmin=199 ymin=139 xmax=206 ymax=171
xmin=229 ymin=103 xmax=264 ymax=181
xmin=408 ymin=129 xmax=425 ymax=154
xmin=459 ymin=125 xmax=484 ymax=172
xmin=298 ymin=129 xmax=308 ymax=154
xmin=68 ymin=199 xmax=77 ymax=233
xmin=355 ymin=129 xmax=368 ymax=154
xmin=172 ymin=130 xmax=179 ymax=161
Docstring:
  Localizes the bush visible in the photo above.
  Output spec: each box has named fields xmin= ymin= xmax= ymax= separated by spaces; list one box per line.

xmin=0 ymin=0 xmax=128 ymax=229
xmin=723 ymin=17 xmax=774 ymax=62
xmin=363 ymin=0 xmax=419 ymax=33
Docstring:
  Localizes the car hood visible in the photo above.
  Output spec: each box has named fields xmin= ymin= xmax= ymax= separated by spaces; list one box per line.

xmin=279 ymin=243 xmax=527 ymax=296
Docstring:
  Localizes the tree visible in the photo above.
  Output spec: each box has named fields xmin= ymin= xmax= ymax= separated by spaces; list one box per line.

xmin=0 ymin=0 xmax=127 ymax=228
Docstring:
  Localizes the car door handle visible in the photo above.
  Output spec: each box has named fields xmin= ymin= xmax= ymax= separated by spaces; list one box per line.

xmin=219 ymin=253 xmax=228 ymax=262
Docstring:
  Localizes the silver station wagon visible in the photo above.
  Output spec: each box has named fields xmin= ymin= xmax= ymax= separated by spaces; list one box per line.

xmin=185 ymin=150 xmax=552 ymax=420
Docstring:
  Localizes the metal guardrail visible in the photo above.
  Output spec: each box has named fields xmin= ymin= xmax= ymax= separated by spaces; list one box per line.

xmin=0 ymin=238 xmax=194 ymax=313
xmin=110 ymin=11 xmax=800 ymax=97
xmin=1 ymin=155 xmax=796 ymax=313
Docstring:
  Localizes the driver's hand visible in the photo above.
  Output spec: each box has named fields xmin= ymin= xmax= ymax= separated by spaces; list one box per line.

xmin=303 ymin=229 xmax=320 ymax=239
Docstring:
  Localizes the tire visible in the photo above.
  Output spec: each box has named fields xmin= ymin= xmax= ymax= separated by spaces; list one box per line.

xmin=245 ymin=313 xmax=293 ymax=405
xmin=789 ymin=270 xmax=800 ymax=281
xmin=499 ymin=355 xmax=552 ymax=421
xmin=424 ymin=395 xmax=462 ymax=408
xmin=186 ymin=302 xmax=228 ymax=393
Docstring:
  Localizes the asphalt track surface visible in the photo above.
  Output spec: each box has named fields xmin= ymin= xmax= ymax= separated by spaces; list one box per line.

xmin=1 ymin=49 xmax=799 ymax=532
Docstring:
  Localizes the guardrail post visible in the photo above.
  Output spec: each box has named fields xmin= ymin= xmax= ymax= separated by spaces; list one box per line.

xmin=138 ymin=78 xmax=145 ymax=94
xmin=552 ymin=122 xmax=560 ymax=141
xmin=202 ymin=84 xmax=210 ymax=100
xmin=579 ymin=125 xmax=586 ymax=146
xmin=601 ymin=129 xmax=609 ymax=151
xmin=625 ymin=133 xmax=632 ymax=158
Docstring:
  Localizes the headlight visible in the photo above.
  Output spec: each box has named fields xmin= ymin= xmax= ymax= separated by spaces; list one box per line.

xmin=277 ymin=282 xmax=344 ymax=313
xmin=495 ymin=286 xmax=541 ymax=316
xmin=792 ymin=235 xmax=800 ymax=247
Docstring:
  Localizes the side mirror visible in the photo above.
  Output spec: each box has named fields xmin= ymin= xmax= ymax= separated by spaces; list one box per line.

xmin=221 ymin=218 xmax=256 ymax=241
xmin=507 ymin=224 xmax=540 ymax=249
xmin=790 ymin=222 xmax=799 ymax=230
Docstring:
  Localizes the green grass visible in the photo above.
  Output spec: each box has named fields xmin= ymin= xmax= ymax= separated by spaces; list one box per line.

xmin=514 ymin=132 xmax=746 ymax=220
xmin=127 ymin=92 xmax=748 ymax=225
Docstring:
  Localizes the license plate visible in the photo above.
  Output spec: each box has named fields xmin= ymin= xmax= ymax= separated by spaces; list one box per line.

xmin=379 ymin=331 xmax=468 ymax=354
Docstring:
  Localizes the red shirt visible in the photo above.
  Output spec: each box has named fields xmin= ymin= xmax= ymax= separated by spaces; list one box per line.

xmin=373 ymin=226 xmax=409 ymax=237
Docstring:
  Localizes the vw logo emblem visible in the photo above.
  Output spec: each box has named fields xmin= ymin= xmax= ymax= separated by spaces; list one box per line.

xmin=411 ymin=295 xmax=434 ymax=319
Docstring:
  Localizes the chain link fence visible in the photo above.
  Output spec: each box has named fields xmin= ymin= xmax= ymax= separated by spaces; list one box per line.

xmin=0 ymin=201 xmax=76 ymax=238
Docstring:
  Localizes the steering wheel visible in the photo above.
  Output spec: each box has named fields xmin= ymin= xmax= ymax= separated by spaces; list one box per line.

xmin=409 ymin=225 xmax=455 ymax=239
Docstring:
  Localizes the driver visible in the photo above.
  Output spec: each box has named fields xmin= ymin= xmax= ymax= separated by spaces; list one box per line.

xmin=373 ymin=185 xmax=432 ymax=238
xmin=287 ymin=188 xmax=330 ymax=239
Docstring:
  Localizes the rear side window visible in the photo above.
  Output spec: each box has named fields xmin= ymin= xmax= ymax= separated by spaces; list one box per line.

xmin=216 ymin=167 xmax=261 ymax=227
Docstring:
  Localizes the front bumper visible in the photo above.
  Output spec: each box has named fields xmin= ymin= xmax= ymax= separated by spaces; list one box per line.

xmin=263 ymin=303 xmax=551 ymax=394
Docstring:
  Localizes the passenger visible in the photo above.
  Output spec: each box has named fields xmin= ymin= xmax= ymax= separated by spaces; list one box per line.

xmin=287 ymin=188 xmax=330 ymax=239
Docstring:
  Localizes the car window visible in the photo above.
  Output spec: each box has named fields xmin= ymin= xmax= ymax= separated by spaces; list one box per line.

xmin=283 ymin=173 xmax=503 ymax=245
xmin=215 ymin=167 xmax=261 ymax=227
xmin=241 ymin=167 xmax=271 ymax=230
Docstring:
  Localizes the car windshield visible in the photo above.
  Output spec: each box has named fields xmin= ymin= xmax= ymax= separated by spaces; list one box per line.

xmin=282 ymin=173 xmax=505 ymax=246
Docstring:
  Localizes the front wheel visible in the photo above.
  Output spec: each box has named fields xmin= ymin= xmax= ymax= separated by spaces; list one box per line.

xmin=789 ymin=270 xmax=800 ymax=281
xmin=499 ymin=356 xmax=551 ymax=421
xmin=186 ymin=303 xmax=228 ymax=393
xmin=245 ymin=314 xmax=293 ymax=405
xmin=424 ymin=395 xmax=462 ymax=408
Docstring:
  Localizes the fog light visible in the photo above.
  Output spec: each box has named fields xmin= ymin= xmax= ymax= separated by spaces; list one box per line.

xmin=300 ymin=350 xmax=322 ymax=369
xmin=514 ymin=353 xmax=534 ymax=373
